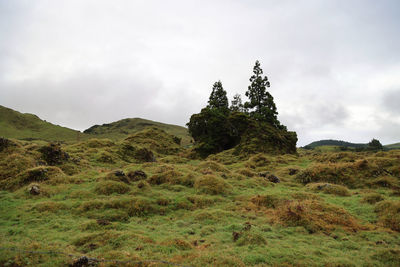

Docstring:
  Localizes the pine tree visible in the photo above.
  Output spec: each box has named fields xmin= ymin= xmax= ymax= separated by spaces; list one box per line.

xmin=208 ymin=81 xmax=229 ymax=111
xmin=230 ymin=94 xmax=244 ymax=112
xmin=244 ymin=60 xmax=280 ymax=127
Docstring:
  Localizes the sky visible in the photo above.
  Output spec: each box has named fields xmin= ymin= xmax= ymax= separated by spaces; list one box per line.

xmin=0 ymin=0 xmax=399 ymax=146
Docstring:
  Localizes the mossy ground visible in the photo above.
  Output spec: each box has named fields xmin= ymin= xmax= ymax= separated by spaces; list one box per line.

xmin=0 ymin=133 xmax=400 ymax=266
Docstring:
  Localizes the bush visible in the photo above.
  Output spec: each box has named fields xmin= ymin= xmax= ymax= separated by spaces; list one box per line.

xmin=94 ymin=181 xmax=130 ymax=195
xmin=194 ymin=175 xmax=231 ymax=195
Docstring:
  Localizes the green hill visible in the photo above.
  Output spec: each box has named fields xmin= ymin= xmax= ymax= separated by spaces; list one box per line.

xmin=304 ymin=139 xmax=367 ymax=149
xmin=0 ymin=105 xmax=191 ymax=145
xmin=84 ymin=118 xmax=191 ymax=146
xmin=0 ymin=105 xmax=80 ymax=142
xmin=385 ymin=142 xmax=400 ymax=150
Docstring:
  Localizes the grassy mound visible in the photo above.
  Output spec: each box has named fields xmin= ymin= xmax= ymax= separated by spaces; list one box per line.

xmin=123 ymin=127 xmax=183 ymax=155
xmin=275 ymin=200 xmax=363 ymax=232
xmin=375 ymin=200 xmax=400 ymax=231
xmin=234 ymin=122 xmax=297 ymax=155
xmin=1 ymin=166 xmax=65 ymax=190
xmin=306 ymin=183 xmax=351 ymax=196
xmin=194 ymin=174 xmax=231 ymax=195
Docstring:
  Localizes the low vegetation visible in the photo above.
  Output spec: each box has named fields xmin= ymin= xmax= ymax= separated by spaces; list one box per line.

xmin=1 ymin=130 xmax=399 ymax=266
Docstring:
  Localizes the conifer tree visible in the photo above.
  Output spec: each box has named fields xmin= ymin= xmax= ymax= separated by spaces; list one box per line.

xmin=208 ymin=81 xmax=229 ymax=111
xmin=244 ymin=60 xmax=280 ymax=128
xmin=230 ymin=94 xmax=244 ymax=112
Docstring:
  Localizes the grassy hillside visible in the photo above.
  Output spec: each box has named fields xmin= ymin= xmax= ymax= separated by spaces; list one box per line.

xmin=304 ymin=139 xmax=367 ymax=149
xmin=0 ymin=105 xmax=81 ymax=142
xmin=84 ymin=118 xmax=191 ymax=146
xmin=0 ymin=132 xmax=399 ymax=266
xmin=0 ymin=106 xmax=191 ymax=146
xmin=385 ymin=142 xmax=400 ymax=150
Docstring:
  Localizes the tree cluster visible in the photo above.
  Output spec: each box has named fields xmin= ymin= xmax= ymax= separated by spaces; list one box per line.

xmin=187 ymin=61 xmax=294 ymax=156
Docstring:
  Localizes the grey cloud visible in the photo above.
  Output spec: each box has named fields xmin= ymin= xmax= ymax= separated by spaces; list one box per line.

xmin=1 ymin=0 xmax=400 ymax=146
xmin=382 ymin=90 xmax=400 ymax=115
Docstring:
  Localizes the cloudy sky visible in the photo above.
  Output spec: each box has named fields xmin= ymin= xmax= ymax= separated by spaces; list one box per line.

xmin=1 ymin=0 xmax=399 ymax=146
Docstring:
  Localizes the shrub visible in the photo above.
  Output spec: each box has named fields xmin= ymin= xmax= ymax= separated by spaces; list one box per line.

xmin=194 ymin=175 xmax=231 ymax=195
xmin=94 ymin=181 xmax=130 ymax=195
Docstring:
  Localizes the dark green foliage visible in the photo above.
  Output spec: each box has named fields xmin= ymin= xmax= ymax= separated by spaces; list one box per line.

xmin=187 ymin=61 xmax=296 ymax=157
xmin=0 ymin=137 xmax=10 ymax=152
xmin=187 ymin=107 xmax=234 ymax=156
xmin=234 ymin=120 xmax=297 ymax=155
xmin=368 ymin=138 xmax=383 ymax=150
xmin=244 ymin=61 xmax=282 ymax=129
xmin=304 ymin=139 xmax=367 ymax=149
xmin=230 ymin=94 xmax=244 ymax=112
xmin=39 ymin=143 xmax=69 ymax=165
xmin=208 ymin=81 xmax=229 ymax=112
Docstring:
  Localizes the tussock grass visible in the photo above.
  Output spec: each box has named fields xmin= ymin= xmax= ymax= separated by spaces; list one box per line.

xmin=275 ymin=200 xmax=364 ymax=233
xmin=194 ymin=174 xmax=231 ymax=195
xmin=307 ymin=183 xmax=351 ymax=196
xmin=94 ymin=181 xmax=130 ymax=195
xmin=361 ymin=193 xmax=385 ymax=204
xmin=374 ymin=200 xmax=400 ymax=231
xmin=1 ymin=129 xmax=400 ymax=266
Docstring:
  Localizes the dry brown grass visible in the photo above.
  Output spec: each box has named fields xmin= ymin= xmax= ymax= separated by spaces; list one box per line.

xmin=374 ymin=200 xmax=400 ymax=231
xmin=274 ymin=200 xmax=364 ymax=233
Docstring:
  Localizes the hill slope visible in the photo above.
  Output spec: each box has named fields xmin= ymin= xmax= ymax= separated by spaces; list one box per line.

xmin=385 ymin=142 xmax=400 ymax=150
xmin=0 ymin=105 xmax=80 ymax=142
xmin=84 ymin=118 xmax=191 ymax=146
xmin=304 ymin=139 xmax=367 ymax=149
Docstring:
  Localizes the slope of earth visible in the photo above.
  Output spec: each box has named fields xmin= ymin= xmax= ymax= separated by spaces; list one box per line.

xmin=385 ymin=142 xmax=400 ymax=150
xmin=84 ymin=118 xmax=191 ymax=146
xmin=305 ymin=139 xmax=367 ymax=149
xmin=0 ymin=105 xmax=81 ymax=142
xmin=0 ymin=133 xmax=400 ymax=266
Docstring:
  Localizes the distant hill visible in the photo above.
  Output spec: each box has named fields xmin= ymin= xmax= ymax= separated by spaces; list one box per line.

xmin=304 ymin=139 xmax=367 ymax=149
xmin=0 ymin=105 xmax=80 ymax=142
xmin=304 ymin=139 xmax=400 ymax=151
xmin=385 ymin=142 xmax=400 ymax=150
xmin=84 ymin=118 xmax=191 ymax=146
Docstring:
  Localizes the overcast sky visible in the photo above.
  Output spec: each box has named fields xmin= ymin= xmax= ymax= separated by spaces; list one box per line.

xmin=1 ymin=0 xmax=399 ymax=146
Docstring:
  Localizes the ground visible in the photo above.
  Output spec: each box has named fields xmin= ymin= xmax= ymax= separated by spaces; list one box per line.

xmin=0 ymin=132 xmax=399 ymax=266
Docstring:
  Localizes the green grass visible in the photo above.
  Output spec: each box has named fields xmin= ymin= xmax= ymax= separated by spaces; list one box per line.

xmin=0 ymin=105 xmax=191 ymax=146
xmin=0 ymin=105 xmax=81 ymax=142
xmin=1 ymin=130 xmax=400 ymax=266
xmin=83 ymin=117 xmax=192 ymax=146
